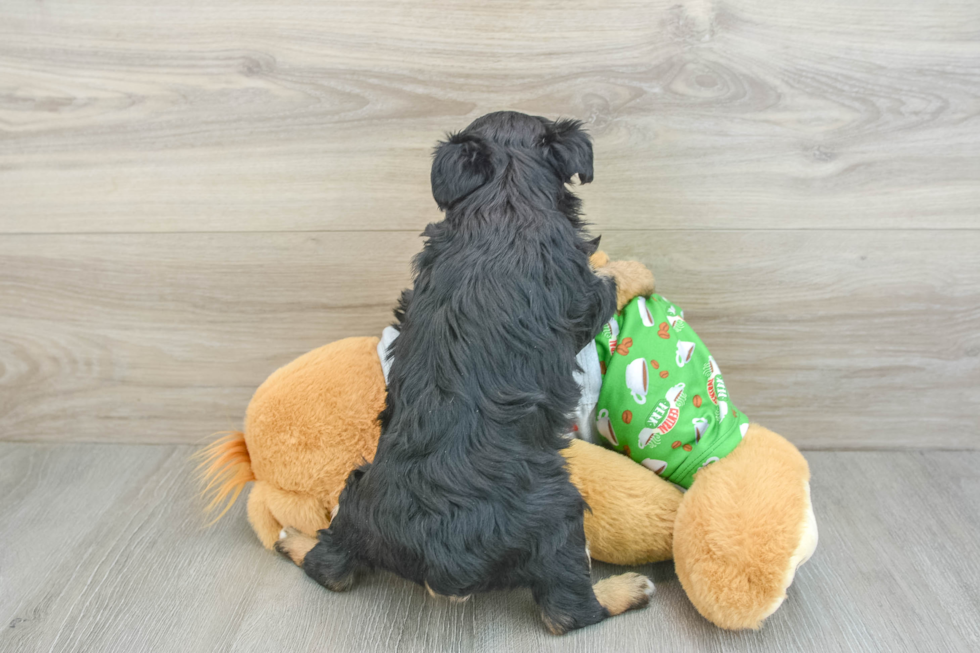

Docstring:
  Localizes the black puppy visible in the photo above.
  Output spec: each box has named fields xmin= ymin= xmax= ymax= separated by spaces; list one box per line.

xmin=277 ymin=112 xmax=653 ymax=634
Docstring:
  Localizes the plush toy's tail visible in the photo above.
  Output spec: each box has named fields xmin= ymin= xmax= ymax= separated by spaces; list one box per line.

xmin=195 ymin=431 xmax=255 ymax=525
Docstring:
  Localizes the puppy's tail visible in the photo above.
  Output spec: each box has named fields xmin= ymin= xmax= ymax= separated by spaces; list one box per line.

xmin=194 ymin=431 xmax=255 ymax=525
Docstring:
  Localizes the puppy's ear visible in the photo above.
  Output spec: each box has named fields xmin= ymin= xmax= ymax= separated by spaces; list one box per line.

xmin=431 ymin=133 xmax=493 ymax=210
xmin=545 ymin=119 xmax=594 ymax=184
xmin=576 ymin=235 xmax=601 ymax=257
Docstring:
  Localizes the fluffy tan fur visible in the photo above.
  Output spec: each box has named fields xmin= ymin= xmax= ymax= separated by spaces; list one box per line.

xmin=673 ymin=424 xmax=812 ymax=630
xmin=596 ymin=260 xmax=655 ymax=310
xmin=200 ymin=336 xmax=385 ymax=548
xmin=564 ymin=439 xmax=680 ymax=565
xmin=588 ymin=250 xmax=610 ymax=269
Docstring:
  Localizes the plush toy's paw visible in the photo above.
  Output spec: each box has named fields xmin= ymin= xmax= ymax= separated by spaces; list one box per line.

xmin=246 ymin=482 xmax=284 ymax=550
xmin=673 ymin=424 xmax=816 ymax=630
xmin=589 ymin=250 xmax=611 ymax=269
xmin=274 ymin=527 xmax=318 ymax=566
xmin=795 ymin=486 xmax=819 ymax=570
xmin=784 ymin=483 xmax=819 ymax=587
xmin=598 ymin=260 xmax=656 ymax=310
xmin=755 ymin=481 xmax=819 ymax=623
xmin=593 ymin=572 xmax=655 ymax=616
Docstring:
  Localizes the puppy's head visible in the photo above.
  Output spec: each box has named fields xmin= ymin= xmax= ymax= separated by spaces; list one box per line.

xmin=430 ymin=111 xmax=593 ymax=211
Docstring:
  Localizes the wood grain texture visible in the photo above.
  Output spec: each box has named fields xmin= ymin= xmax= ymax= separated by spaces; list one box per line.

xmin=2 ymin=230 xmax=978 ymax=446
xmin=0 ymin=1 xmax=978 ymax=447
xmin=1 ymin=443 xmax=978 ymax=652
xmin=0 ymin=0 xmax=978 ymax=233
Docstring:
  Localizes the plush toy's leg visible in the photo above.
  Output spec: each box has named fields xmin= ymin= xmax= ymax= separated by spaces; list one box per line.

xmin=266 ymin=484 xmax=331 ymax=541
xmin=246 ymin=482 xmax=283 ymax=550
xmin=235 ymin=336 xmax=385 ymax=549
xmin=563 ymin=439 xmax=682 ymax=565
xmin=673 ymin=424 xmax=817 ymax=630
xmin=247 ymin=481 xmax=331 ymax=550
xmin=528 ymin=514 xmax=653 ymax=635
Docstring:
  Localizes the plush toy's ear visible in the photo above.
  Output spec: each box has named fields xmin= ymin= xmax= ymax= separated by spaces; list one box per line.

xmin=431 ymin=133 xmax=493 ymax=210
xmin=545 ymin=119 xmax=594 ymax=184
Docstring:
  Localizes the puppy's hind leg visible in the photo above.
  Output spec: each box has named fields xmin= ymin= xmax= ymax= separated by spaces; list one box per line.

xmin=276 ymin=527 xmax=358 ymax=592
xmin=530 ymin=528 xmax=653 ymax=635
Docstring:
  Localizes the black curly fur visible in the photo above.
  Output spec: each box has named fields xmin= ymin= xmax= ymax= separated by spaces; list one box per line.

xmin=299 ymin=112 xmax=619 ymax=633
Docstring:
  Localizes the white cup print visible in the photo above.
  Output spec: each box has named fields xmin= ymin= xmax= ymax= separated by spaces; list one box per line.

xmin=718 ymin=400 xmax=729 ymax=422
xmin=641 ymin=459 xmax=668 ymax=476
xmin=637 ymin=296 xmax=655 ymax=327
xmin=740 ymin=422 xmax=749 ymax=438
xmin=666 ymin=306 xmax=686 ymax=330
xmin=596 ymin=408 xmax=618 ymax=446
xmin=638 ymin=427 xmax=660 ymax=450
xmin=675 ymin=341 xmax=696 ymax=368
xmin=625 ymin=358 xmax=650 ymax=404
xmin=704 ymin=355 xmax=721 ymax=380
xmin=665 ymin=381 xmax=686 ymax=405
xmin=692 ymin=417 xmax=708 ymax=443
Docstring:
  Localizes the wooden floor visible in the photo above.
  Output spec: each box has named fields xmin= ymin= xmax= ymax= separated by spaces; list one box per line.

xmin=1 ymin=443 xmax=978 ymax=653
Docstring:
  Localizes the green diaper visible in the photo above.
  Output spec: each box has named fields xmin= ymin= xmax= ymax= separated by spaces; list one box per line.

xmin=594 ymin=295 xmax=749 ymax=488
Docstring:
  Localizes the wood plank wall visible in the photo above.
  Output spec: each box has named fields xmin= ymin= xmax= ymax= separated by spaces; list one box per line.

xmin=1 ymin=1 xmax=978 ymax=447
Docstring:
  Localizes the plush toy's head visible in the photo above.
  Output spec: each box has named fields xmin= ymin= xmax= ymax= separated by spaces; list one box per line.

xmin=430 ymin=111 xmax=594 ymax=210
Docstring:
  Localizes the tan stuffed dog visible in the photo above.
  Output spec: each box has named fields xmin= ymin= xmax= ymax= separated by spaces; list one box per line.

xmin=199 ymin=255 xmax=816 ymax=630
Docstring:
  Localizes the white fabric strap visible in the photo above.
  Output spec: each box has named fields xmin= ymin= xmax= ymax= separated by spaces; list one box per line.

xmin=377 ymin=326 xmax=400 ymax=383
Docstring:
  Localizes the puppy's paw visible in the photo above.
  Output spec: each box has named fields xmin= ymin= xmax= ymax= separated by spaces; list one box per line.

xmin=593 ymin=572 xmax=655 ymax=616
xmin=599 ymin=260 xmax=656 ymax=310
xmin=274 ymin=527 xmax=318 ymax=567
xmin=425 ymin=582 xmax=471 ymax=603
xmin=541 ymin=612 xmax=576 ymax=637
